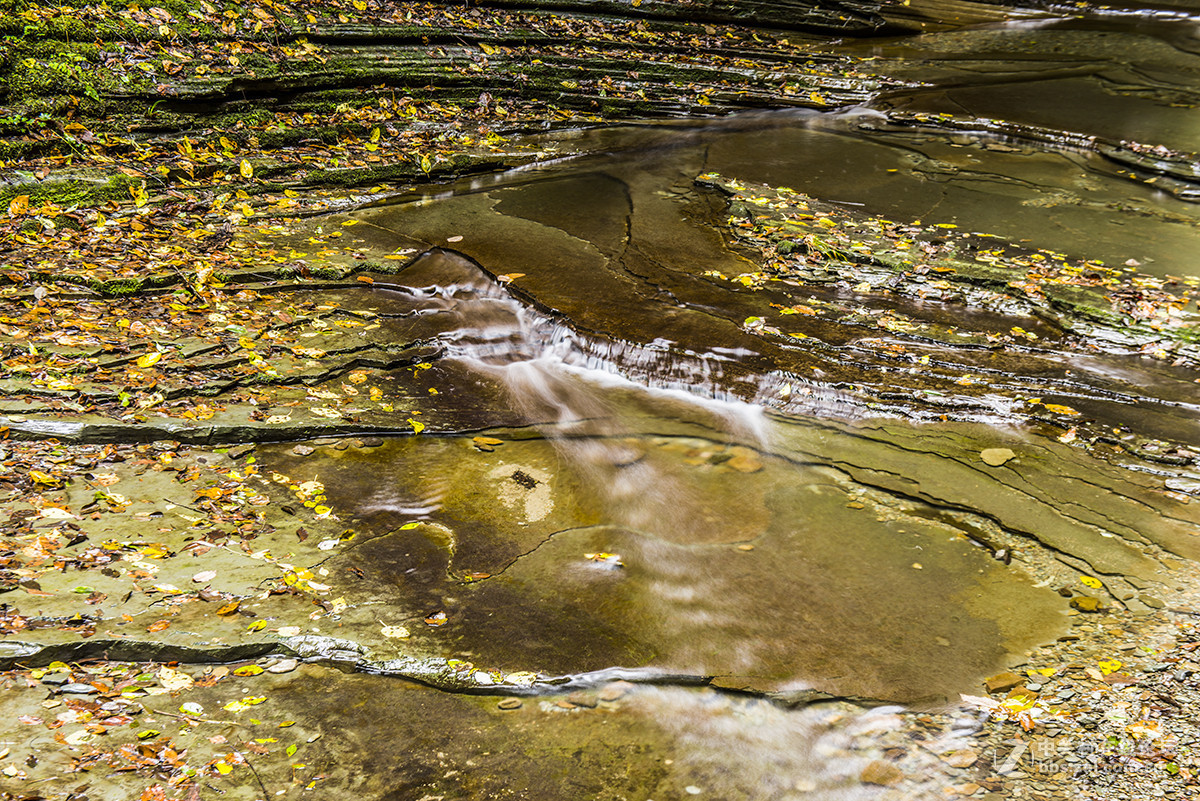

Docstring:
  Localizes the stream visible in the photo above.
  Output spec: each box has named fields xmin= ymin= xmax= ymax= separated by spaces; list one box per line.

xmin=241 ymin=11 xmax=1200 ymax=797
xmin=251 ymin=12 xmax=1200 ymax=798
xmin=5 ymin=7 xmax=1200 ymax=801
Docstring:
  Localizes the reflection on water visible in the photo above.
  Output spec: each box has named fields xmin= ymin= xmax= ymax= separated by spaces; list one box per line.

xmin=266 ymin=248 xmax=1076 ymax=703
xmin=256 ymin=9 xmax=1200 ymax=799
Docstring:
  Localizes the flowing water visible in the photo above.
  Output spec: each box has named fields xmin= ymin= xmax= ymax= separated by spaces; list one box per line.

xmin=253 ymin=10 xmax=1200 ymax=799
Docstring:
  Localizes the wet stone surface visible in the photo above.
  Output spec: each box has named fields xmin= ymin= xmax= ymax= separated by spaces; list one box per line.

xmin=262 ymin=430 xmax=1066 ymax=702
xmin=3 ymin=3 xmax=1200 ymax=800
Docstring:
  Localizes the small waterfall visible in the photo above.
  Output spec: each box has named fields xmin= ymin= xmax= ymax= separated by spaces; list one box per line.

xmin=397 ymin=248 xmax=773 ymax=446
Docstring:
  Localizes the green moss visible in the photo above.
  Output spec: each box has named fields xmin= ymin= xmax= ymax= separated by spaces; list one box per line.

xmin=1 ymin=39 xmax=109 ymax=106
xmin=303 ymin=164 xmax=421 ymax=188
xmin=0 ymin=138 xmax=42 ymax=159
xmin=93 ymin=277 xmax=143 ymax=296
xmin=308 ymin=264 xmax=351 ymax=280
xmin=0 ymin=173 xmax=147 ymax=212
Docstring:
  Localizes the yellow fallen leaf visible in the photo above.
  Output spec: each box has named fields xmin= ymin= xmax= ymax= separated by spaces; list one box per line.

xmin=7 ymin=194 xmax=29 ymax=217
xmin=1042 ymin=403 xmax=1080 ymax=416
xmin=408 ymin=418 xmax=425 ymax=434
xmin=136 ymin=351 xmax=162 ymax=368
xmin=1079 ymin=575 xmax=1102 ymax=589
xmin=239 ymin=159 xmax=253 ymax=179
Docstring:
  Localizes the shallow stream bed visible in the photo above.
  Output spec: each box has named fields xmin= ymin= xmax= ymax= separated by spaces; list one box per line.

xmin=4 ymin=6 xmax=1200 ymax=801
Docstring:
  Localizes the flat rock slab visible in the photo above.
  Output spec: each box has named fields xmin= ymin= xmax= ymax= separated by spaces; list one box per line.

xmin=0 ymin=659 xmax=952 ymax=801
xmin=261 ymin=428 xmax=1067 ymax=703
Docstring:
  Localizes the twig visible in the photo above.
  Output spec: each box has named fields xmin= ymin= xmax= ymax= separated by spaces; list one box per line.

xmin=244 ymin=754 xmax=270 ymax=800
xmin=148 ymin=708 xmax=247 ymax=727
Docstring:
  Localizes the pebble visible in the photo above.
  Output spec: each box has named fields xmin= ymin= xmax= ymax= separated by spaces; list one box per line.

xmin=265 ymin=658 xmax=299 ymax=674
xmin=726 ymin=453 xmax=763 ymax=473
xmin=981 ymin=448 xmax=1016 ymax=467
xmin=497 ymin=698 xmax=522 ymax=710
xmin=943 ymin=750 xmax=978 ymax=768
xmin=598 ymin=681 xmax=634 ymax=702
xmin=57 ymin=683 xmax=98 ymax=695
xmin=984 ymin=672 xmax=1025 ymax=693
xmin=861 ymin=760 xmax=904 ymax=786
xmin=567 ymin=691 xmax=598 ymax=709
xmin=290 ymin=444 xmax=315 ymax=456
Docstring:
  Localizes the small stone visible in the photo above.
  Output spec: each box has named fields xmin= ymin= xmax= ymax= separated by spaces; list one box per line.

xmin=567 ymin=691 xmax=598 ymax=709
xmin=290 ymin=445 xmax=315 ymax=457
xmin=497 ymin=697 xmax=522 ymax=710
xmin=358 ymin=437 xmax=384 ymax=448
xmin=598 ymin=681 xmax=634 ymax=702
xmin=861 ymin=760 xmax=904 ymax=786
xmin=58 ymin=683 xmax=98 ymax=695
xmin=611 ymin=442 xmax=645 ymax=466
xmin=1070 ymin=596 xmax=1103 ymax=613
xmin=944 ymin=750 xmax=978 ymax=768
xmin=726 ymin=453 xmax=763 ymax=473
xmin=265 ymin=658 xmax=299 ymax=674
xmin=40 ymin=673 xmax=70 ymax=686
xmin=1006 ymin=687 xmax=1038 ymax=703
xmin=685 ymin=787 xmax=702 ymax=795
xmin=1139 ymin=595 xmax=1165 ymax=609
xmin=981 ymin=448 xmax=1016 ymax=467
xmin=984 ymin=672 xmax=1026 ymax=694
xmin=1104 ymin=672 xmax=1138 ymax=686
